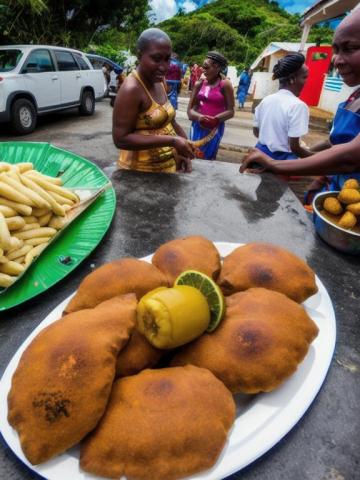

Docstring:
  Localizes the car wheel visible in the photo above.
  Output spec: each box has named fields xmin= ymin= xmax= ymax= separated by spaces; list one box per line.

xmin=79 ymin=90 xmax=95 ymax=116
xmin=10 ymin=98 xmax=37 ymax=135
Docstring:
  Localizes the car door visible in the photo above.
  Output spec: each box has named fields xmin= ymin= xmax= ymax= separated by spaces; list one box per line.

xmin=22 ymin=48 xmax=61 ymax=110
xmin=53 ymin=50 xmax=81 ymax=104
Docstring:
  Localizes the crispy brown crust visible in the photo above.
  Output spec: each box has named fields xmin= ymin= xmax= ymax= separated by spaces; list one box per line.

xmin=7 ymin=295 xmax=137 ymax=464
xmin=64 ymin=257 xmax=167 ymax=314
xmin=80 ymin=366 xmax=235 ymax=480
xmin=172 ymin=288 xmax=319 ymax=394
xmin=151 ymin=235 xmax=221 ymax=286
xmin=217 ymin=243 xmax=318 ymax=302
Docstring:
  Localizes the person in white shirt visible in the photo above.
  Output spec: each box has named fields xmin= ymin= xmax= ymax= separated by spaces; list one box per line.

xmin=253 ymin=53 xmax=313 ymax=160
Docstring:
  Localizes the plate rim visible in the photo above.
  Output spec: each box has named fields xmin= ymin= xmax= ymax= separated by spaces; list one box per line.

xmin=0 ymin=242 xmax=336 ymax=480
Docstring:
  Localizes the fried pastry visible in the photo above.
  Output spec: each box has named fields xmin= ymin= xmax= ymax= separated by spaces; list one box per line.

xmin=80 ymin=366 xmax=235 ymax=480
xmin=172 ymin=288 xmax=319 ymax=394
xmin=64 ymin=257 xmax=167 ymax=314
xmin=151 ymin=235 xmax=221 ymax=286
xmin=8 ymin=294 xmax=137 ymax=465
xmin=217 ymin=242 xmax=318 ymax=303
xmin=115 ymin=329 xmax=163 ymax=377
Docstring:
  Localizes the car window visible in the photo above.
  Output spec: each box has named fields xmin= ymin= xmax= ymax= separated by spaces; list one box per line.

xmin=54 ymin=51 xmax=79 ymax=71
xmin=74 ymin=53 xmax=90 ymax=70
xmin=23 ymin=49 xmax=54 ymax=73
xmin=0 ymin=49 xmax=23 ymax=72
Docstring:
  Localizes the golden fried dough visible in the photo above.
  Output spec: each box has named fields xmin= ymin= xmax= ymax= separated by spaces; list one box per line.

xmin=343 ymin=178 xmax=359 ymax=189
xmin=217 ymin=242 xmax=318 ymax=303
xmin=80 ymin=366 xmax=235 ymax=480
xmin=338 ymin=210 xmax=357 ymax=229
xmin=172 ymin=288 xmax=318 ymax=394
xmin=323 ymin=196 xmax=343 ymax=215
xmin=346 ymin=202 xmax=360 ymax=216
xmin=338 ymin=188 xmax=360 ymax=205
xmin=8 ymin=295 xmax=137 ymax=465
xmin=64 ymin=257 xmax=167 ymax=314
xmin=151 ymin=235 xmax=221 ymax=286
xmin=115 ymin=330 xmax=163 ymax=377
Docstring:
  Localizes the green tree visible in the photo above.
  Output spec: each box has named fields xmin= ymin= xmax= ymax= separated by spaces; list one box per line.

xmin=0 ymin=0 xmax=149 ymax=48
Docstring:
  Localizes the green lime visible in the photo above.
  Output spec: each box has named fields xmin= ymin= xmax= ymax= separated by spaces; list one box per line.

xmin=174 ymin=270 xmax=225 ymax=332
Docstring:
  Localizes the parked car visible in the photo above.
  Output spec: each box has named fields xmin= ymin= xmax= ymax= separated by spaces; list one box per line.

xmin=86 ymin=54 xmax=123 ymax=97
xmin=85 ymin=53 xmax=123 ymax=72
xmin=0 ymin=45 xmax=105 ymax=134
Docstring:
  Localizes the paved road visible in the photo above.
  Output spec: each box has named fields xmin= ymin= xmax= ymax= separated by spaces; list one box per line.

xmin=0 ymin=96 xmax=327 ymax=167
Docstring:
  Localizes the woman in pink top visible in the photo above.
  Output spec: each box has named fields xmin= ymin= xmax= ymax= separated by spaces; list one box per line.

xmin=187 ymin=51 xmax=234 ymax=159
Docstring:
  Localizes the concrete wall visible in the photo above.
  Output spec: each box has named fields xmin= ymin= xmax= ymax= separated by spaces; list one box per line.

xmin=251 ymin=72 xmax=278 ymax=100
xmin=318 ymin=80 xmax=354 ymax=113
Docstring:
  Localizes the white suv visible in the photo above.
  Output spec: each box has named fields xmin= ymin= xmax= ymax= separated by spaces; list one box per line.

xmin=0 ymin=45 xmax=105 ymax=134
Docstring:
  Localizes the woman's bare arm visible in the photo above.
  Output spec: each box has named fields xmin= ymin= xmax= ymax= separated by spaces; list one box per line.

xmin=240 ymin=135 xmax=360 ymax=175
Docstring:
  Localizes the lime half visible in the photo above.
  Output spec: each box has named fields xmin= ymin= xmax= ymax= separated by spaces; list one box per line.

xmin=174 ymin=270 xmax=225 ymax=332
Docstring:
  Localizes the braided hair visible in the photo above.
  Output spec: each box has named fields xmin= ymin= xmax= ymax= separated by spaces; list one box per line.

xmin=137 ymin=28 xmax=171 ymax=55
xmin=272 ymin=53 xmax=305 ymax=85
xmin=206 ymin=51 xmax=228 ymax=75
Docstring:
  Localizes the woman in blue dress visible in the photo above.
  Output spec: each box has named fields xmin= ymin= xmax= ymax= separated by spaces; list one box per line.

xmin=237 ymin=68 xmax=252 ymax=109
xmin=239 ymin=9 xmax=360 ymax=190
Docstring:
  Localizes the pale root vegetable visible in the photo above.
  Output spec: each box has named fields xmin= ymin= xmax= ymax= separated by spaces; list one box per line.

xmin=0 ymin=211 xmax=11 ymax=249
xmin=0 ymin=181 xmax=33 ymax=206
xmin=0 ymin=272 xmax=16 ymax=288
xmin=25 ymin=169 xmax=63 ymax=185
xmin=5 ymin=216 xmax=26 ymax=231
xmin=23 ymin=216 xmax=38 ymax=224
xmin=0 ymin=260 xmax=25 ymax=276
xmin=0 ymin=206 xmax=17 ymax=217
xmin=25 ymin=171 xmax=78 ymax=202
xmin=0 ymin=197 xmax=32 ymax=216
xmin=25 ymin=237 xmax=51 ymax=246
xmin=20 ymin=175 xmax=65 ymax=216
xmin=7 ymin=244 xmax=33 ymax=261
xmin=49 ymin=216 xmax=67 ymax=229
xmin=18 ymin=223 xmax=40 ymax=232
xmin=14 ymin=227 xmax=57 ymax=240
xmin=31 ymin=208 xmax=50 ymax=217
xmin=38 ymin=212 xmax=53 ymax=227
xmin=8 ymin=237 xmax=23 ymax=252
xmin=24 ymin=244 xmax=47 ymax=266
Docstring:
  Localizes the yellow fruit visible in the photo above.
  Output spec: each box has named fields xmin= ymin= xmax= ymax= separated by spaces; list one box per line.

xmin=137 ymin=285 xmax=210 ymax=349
xmin=338 ymin=188 xmax=360 ymax=205
xmin=174 ymin=269 xmax=226 ymax=332
xmin=346 ymin=202 xmax=360 ymax=216
xmin=338 ymin=211 xmax=357 ymax=229
xmin=343 ymin=178 xmax=359 ymax=189
xmin=323 ymin=196 xmax=343 ymax=215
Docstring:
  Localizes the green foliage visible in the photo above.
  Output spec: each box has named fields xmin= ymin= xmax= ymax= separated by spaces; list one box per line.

xmin=0 ymin=0 xmax=149 ymax=49
xmin=159 ymin=0 xmax=334 ymax=67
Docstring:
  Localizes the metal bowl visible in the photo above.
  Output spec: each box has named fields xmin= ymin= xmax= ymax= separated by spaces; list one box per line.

xmin=313 ymin=191 xmax=360 ymax=255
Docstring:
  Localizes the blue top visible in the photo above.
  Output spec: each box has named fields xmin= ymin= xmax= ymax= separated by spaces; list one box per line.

xmin=328 ymin=101 xmax=360 ymax=190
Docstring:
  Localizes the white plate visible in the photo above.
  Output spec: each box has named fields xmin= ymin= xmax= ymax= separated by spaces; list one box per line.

xmin=0 ymin=242 xmax=336 ymax=480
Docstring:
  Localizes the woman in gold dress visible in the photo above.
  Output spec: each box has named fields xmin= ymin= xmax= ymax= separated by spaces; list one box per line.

xmin=113 ymin=28 xmax=195 ymax=173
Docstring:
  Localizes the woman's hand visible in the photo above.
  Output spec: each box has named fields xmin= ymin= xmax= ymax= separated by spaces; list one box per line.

xmin=173 ymin=137 xmax=196 ymax=159
xmin=239 ymin=149 xmax=275 ymax=173
xmin=199 ymin=115 xmax=219 ymax=129
xmin=175 ymin=154 xmax=192 ymax=173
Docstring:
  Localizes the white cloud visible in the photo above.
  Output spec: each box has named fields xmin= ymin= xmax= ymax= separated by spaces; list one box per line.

xmin=182 ymin=0 xmax=197 ymax=13
xmin=149 ymin=0 xmax=178 ymax=23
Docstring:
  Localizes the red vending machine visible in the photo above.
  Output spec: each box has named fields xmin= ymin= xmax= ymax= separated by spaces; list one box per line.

xmin=300 ymin=45 xmax=333 ymax=106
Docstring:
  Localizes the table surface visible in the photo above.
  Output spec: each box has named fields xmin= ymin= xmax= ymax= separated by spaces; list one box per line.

xmin=0 ymin=160 xmax=359 ymax=480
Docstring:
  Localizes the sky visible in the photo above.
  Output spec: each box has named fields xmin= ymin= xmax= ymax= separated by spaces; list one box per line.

xmin=149 ymin=0 xmax=316 ymax=23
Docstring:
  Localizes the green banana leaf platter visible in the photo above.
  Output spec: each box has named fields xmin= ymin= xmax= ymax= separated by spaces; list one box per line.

xmin=0 ymin=142 xmax=116 ymax=311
